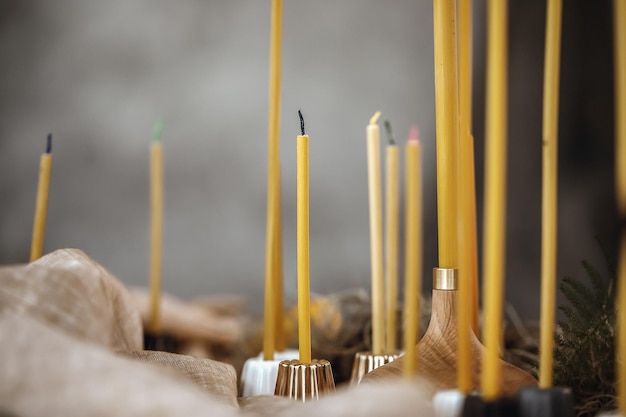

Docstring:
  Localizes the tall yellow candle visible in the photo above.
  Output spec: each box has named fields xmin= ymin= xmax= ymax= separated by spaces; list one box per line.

xmin=433 ymin=0 xmax=460 ymax=269
xmin=457 ymin=0 xmax=476 ymax=394
xmin=614 ymin=0 xmax=626 ymax=412
xmin=538 ymin=0 xmax=563 ymax=389
xmin=481 ymin=0 xmax=508 ymax=401
xmin=263 ymin=0 xmax=283 ymax=360
xmin=402 ymin=127 xmax=422 ymax=377
xmin=297 ymin=111 xmax=311 ymax=363
xmin=274 ymin=169 xmax=286 ymax=352
xmin=384 ymin=121 xmax=399 ymax=354
xmin=366 ymin=111 xmax=385 ymax=355
xmin=148 ymin=121 xmax=164 ymax=334
xmin=618 ymin=234 xmax=626 ymax=414
xmin=30 ymin=134 xmax=53 ymax=262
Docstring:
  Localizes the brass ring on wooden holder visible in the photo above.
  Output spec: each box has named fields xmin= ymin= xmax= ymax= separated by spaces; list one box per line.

xmin=433 ymin=267 xmax=458 ymax=290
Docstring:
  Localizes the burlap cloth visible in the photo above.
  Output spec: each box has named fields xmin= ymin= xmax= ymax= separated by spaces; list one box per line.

xmin=0 ymin=248 xmax=435 ymax=416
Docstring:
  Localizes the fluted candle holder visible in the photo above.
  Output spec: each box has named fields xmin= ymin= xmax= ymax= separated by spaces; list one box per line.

xmin=350 ymin=351 xmax=400 ymax=385
xmin=274 ymin=359 xmax=335 ymax=401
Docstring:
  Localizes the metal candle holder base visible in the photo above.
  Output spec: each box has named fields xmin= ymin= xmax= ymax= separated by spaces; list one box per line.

xmin=274 ymin=359 xmax=336 ymax=401
xmin=517 ymin=386 xmax=575 ymax=417
xmin=350 ymin=351 xmax=400 ymax=385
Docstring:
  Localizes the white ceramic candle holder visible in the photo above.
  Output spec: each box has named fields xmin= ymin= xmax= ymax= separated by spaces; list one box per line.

xmin=433 ymin=389 xmax=468 ymax=417
xmin=239 ymin=349 xmax=299 ymax=397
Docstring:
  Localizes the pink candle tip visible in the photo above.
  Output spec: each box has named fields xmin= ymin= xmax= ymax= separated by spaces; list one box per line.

xmin=408 ymin=125 xmax=420 ymax=143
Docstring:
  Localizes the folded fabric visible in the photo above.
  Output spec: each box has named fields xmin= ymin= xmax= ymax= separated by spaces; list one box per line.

xmin=0 ymin=315 xmax=239 ymax=417
xmin=122 ymin=350 xmax=238 ymax=407
xmin=0 ymin=248 xmax=142 ymax=351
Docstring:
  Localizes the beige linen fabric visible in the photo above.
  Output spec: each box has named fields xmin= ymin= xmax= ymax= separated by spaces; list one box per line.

xmin=0 ymin=248 xmax=142 ymax=351
xmin=130 ymin=289 xmax=241 ymax=345
xmin=0 ymin=315 xmax=239 ymax=417
xmin=123 ymin=350 xmax=238 ymax=407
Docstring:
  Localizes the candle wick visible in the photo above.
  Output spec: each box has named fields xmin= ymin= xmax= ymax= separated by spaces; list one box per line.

xmin=383 ymin=120 xmax=395 ymax=145
xmin=45 ymin=133 xmax=52 ymax=154
xmin=152 ymin=119 xmax=165 ymax=143
xmin=369 ymin=111 xmax=381 ymax=126
xmin=298 ymin=110 xmax=306 ymax=135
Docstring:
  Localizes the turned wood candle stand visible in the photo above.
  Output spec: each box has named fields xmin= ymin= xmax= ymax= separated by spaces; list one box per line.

xmin=362 ymin=268 xmax=537 ymax=397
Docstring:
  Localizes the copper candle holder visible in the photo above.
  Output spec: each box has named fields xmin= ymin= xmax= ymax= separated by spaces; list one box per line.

xmin=274 ymin=359 xmax=335 ymax=401
xmin=350 ymin=351 xmax=400 ymax=385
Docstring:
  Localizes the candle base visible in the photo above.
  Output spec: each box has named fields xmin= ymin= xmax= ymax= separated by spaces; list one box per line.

xmin=516 ymin=386 xmax=575 ymax=417
xmin=350 ymin=351 xmax=400 ymax=385
xmin=433 ymin=389 xmax=471 ymax=417
xmin=274 ymin=359 xmax=335 ymax=401
xmin=143 ymin=332 xmax=178 ymax=352
xmin=461 ymin=395 xmax=520 ymax=417
xmin=239 ymin=350 xmax=299 ymax=397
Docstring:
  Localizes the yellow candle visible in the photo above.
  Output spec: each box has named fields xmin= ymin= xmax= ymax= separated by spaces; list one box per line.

xmin=297 ymin=111 xmax=311 ymax=363
xmin=538 ymin=0 xmax=562 ymax=389
xmin=274 ymin=169 xmax=286 ymax=352
xmin=263 ymin=0 xmax=283 ymax=360
xmin=30 ymin=134 xmax=53 ymax=262
xmin=433 ymin=0 xmax=460 ymax=269
xmin=614 ymin=0 xmax=626 ymax=412
xmin=263 ymin=217 xmax=276 ymax=359
xmin=468 ymin=147 xmax=479 ymax=334
xmin=148 ymin=121 xmax=164 ymax=334
xmin=402 ymin=128 xmax=422 ymax=377
xmin=619 ymin=236 xmax=626 ymax=415
xmin=481 ymin=0 xmax=508 ymax=401
xmin=384 ymin=121 xmax=399 ymax=354
xmin=457 ymin=0 xmax=476 ymax=394
xmin=367 ymin=111 xmax=385 ymax=355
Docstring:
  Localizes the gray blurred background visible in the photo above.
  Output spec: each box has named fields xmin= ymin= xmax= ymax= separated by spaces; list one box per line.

xmin=0 ymin=0 xmax=617 ymax=319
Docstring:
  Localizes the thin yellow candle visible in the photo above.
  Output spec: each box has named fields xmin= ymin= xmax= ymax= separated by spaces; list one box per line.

xmin=29 ymin=134 xmax=53 ymax=262
xmin=457 ymin=0 xmax=476 ymax=394
xmin=618 ymin=234 xmax=626 ymax=415
xmin=481 ymin=0 xmax=508 ymax=401
xmin=148 ymin=121 xmax=164 ymax=334
xmin=274 ymin=170 xmax=286 ymax=352
xmin=263 ymin=0 xmax=283 ymax=360
xmin=383 ymin=121 xmax=399 ymax=354
xmin=538 ymin=0 xmax=563 ymax=389
xmin=614 ymin=0 xmax=626 ymax=412
xmin=297 ymin=111 xmax=311 ymax=363
xmin=402 ymin=127 xmax=422 ymax=377
xmin=263 ymin=217 xmax=276 ymax=359
xmin=432 ymin=0 xmax=460 ymax=269
xmin=458 ymin=0 xmax=480 ymax=335
xmin=366 ymin=111 xmax=385 ymax=355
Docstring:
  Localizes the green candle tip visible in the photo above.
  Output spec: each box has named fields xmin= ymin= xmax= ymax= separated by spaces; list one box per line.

xmin=383 ymin=120 xmax=395 ymax=145
xmin=152 ymin=120 xmax=164 ymax=143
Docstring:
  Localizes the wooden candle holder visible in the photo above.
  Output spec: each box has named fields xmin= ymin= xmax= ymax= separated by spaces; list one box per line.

xmin=362 ymin=268 xmax=536 ymax=396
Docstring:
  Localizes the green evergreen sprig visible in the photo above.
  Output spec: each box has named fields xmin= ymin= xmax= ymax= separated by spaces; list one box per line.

xmin=554 ymin=245 xmax=617 ymax=417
